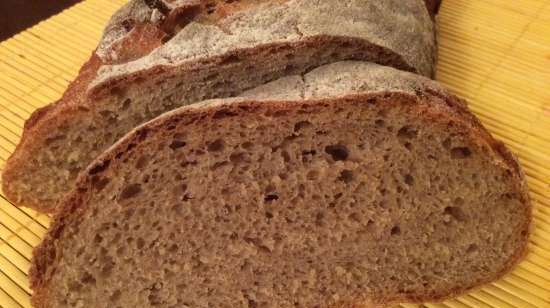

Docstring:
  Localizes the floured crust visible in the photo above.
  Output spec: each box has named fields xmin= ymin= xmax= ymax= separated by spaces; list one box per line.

xmin=29 ymin=63 xmax=530 ymax=307
xmin=90 ymin=0 xmax=435 ymax=91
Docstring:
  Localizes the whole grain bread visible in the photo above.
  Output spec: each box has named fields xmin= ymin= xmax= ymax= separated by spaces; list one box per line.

xmin=2 ymin=0 xmax=438 ymax=212
xmin=30 ymin=62 xmax=530 ymax=308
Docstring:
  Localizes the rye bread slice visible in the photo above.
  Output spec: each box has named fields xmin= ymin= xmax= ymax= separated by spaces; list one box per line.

xmin=2 ymin=0 xmax=438 ymax=212
xmin=30 ymin=62 xmax=530 ymax=308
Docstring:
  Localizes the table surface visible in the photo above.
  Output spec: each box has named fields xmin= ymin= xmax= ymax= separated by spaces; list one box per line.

xmin=0 ymin=0 xmax=549 ymax=307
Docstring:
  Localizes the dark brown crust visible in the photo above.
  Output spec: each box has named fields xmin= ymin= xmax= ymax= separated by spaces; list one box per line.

xmin=29 ymin=89 xmax=531 ymax=308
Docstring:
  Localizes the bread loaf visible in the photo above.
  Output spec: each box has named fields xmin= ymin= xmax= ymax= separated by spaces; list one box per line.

xmin=30 ymin=62 xmax=530 ymax=308
xmin=2 ymin=0 xmax=438 ymax=212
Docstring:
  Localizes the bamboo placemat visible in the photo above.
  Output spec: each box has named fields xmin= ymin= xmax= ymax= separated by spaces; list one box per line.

xmin=0 ymin=0 xmax=548 ymax=307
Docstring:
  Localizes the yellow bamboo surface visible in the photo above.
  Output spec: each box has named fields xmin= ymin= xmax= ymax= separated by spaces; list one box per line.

xmin=0 ymin=0 xmax=548 ymax=307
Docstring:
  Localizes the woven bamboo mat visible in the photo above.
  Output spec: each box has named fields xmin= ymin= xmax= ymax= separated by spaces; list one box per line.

xmin=0 ymin=0 xmax=548 ymax=307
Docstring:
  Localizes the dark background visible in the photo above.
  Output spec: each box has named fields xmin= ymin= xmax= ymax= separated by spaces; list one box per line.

xmin=0 ymin=0 xmax=81 ymax=41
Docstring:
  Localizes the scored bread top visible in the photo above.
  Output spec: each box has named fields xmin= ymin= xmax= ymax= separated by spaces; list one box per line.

xmin=30 ymin=61 xmax=530 ymax=308
xmin=2 ymin=0 xmax=439 ymax=212
xmin=91 ymin=0 xmax=436 ymax=91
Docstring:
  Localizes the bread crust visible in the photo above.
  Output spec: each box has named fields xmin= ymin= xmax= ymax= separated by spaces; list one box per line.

xmin=2 ymin=0 xmax=438 ymax=212
xmin=29 ymin=83 xmax=531 ymax=307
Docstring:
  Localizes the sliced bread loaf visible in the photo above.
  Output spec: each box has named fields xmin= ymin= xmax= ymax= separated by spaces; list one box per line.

xmin=2 ymin=0 xmax=438 ymax=212
xmin=30 ymin=62 xmax=530 ymax=308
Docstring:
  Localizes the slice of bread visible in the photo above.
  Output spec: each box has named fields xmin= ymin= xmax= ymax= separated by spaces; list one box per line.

xmin=30 ymin=62 xmax=530 ymax=308
xmin=2 ymin=0 xmax=438 ymax=212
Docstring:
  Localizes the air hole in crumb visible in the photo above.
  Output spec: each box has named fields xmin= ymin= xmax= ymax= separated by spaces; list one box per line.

xmin=182 ymin=193 xmax=193 ymax=202
xmin=81 ymin=272 xmax=96 ymax=285
xmin=74 ymin=136 xmax=83 ymax=144
xmin=242 ymin=142 xmax=254 ymax=150
xmin=137 ymin=238 xmax=145 ymax=249
xmin=444 ymin=206 xmax=466 ymax=222
xmin=404 ymin=142 xmax=412 ymax=151
xmin=168 ymin=244 xmax=178 ymax=253
xmin=230 ymin=152 xmax=247 ymax=163
xmin=442 ymin=138 xmax=452 ymax=149
xmin=265 ymin=184 xmax=276 ymax=193
xmin=453 ymin=197 xmax=464 ymax=206
xmin=265 ymin=212 xmax=273 ymax=219
xmin=348 ymin=213 xmax=360 ymax=223
xmin=264 ymin=194 xmax=279 ymax=202
xmin=375 ymin=119 xmax=385 ymax=127
xmin=121 ymin=98 xmax=131 ymax=111
xmin=203 ymin=72 xmax=218 ymax=82
xmin=211 ymin=161 xmax=229 ymax=170
xmin=207 ymin=139 xmax=225 ymax=152
xmin=94 ymin=234 xmax=103 ymax=243
xmin=247 ymin=299 xmax=258 ymax=308
xmin=109 ymin=290 xmax=121 ymax=302
xmin=397 ymin=125 xmax=417 ymax=140
xmin=92 ymin=177 xmax=110 ymax=191
xmin=315 ymin=212 xmax=325 ymax=226
xmin=45 ymin=134 xmax=66 ymax=145
xmin=135 ymin=155 xmax=149 ymax=169
xmin=404 ymin=174 xmax=414 ymax=186
xmin=338 ymin=169 xmax=354 ymax=183
xmin=99 ymin=110 xmax=114 ymax=118
xmin=281 ymin=150 xmax=291 ymax=163
xmin=119 ymin=184 xmax=142 ymax=200
xmin=467 ymin=243 xmax=478 ymax=253
xmin=390 ymin=225 xmax=401 ymax=236
xmin=100 ymin=261 xmax=114 ymax=278
xmin=169 ymin=140 xmax=187 ymax=150
xmin=75 ymin=247 xmax=85 ymax=258
xmin=307 ymin=170 xmax=319 ymax=180
xmin=294 ymin=121 xmax=312 ymax=132
xmin=325 ymin=144 xmax=349 ymax=161
xmin=450 ymin=147 xmax=472 ymax=159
